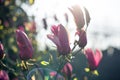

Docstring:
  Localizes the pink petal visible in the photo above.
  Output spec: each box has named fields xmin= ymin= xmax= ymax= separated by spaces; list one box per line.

xmin=85 ymin=48 xmax=103 ymax=70
xmin=85 ymin=48 xmax=96 ymax=66
xmin=19 ymin=47 xmax=33 ymax=60
xmin=0 ymin=43 xmax=4 ymax=59
xmin=51 ymin=25 xmax=59 ymax=36
xmin=61 ymin=63 xmax=72 ymax=76
xmin=76 ymin=29 xmax=87 ymax=48
xmin=50 ymin=71 xmax=57 ymax=77
xmin=47 ymin=24 xmax=71 ymax=55
xmin=16 ymin=29 xmax=34 ymax=60
xmin=0 ymin=43 xmax=4 ymax=51
xmin=94 ymin=49 xmax=103 ymax=66
xmin=69 ymin=5 xmax=85 ymax=30
xmin=58 ymin=24 xmax=71 ymax=54
xmin=0 ymin=70 xmax=9 ymax=80
xmin=18 ymin=26 xmax=25 ymax=31
xmin=47 ymin=34 xmax=60 ymax=47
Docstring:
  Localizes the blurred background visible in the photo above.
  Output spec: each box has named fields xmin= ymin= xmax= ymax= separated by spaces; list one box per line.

xmin=0 ymin=0 xmax=120 ymax=80
xmin=19 ymin=0 xmax=120 ymax=50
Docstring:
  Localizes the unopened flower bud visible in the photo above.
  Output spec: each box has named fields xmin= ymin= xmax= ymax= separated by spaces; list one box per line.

xmin=16 ymin=29 xmax=34 ymax=60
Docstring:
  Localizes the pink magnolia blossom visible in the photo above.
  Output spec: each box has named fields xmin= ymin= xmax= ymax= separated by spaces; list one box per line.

xmin=49 ymin=71 xmax=65 ymax=79
xmin=85 ymin=48 xmax=103 ymax=70
xmin=47 ymin=24 xmax=71 ymax=55
xmin=69 ymin=5 xmax=85 ymax=30
xmin=61 ymin=63 xmax=73 ymax=79
xmin=50 ymin=71 xmax=57 ymax=77
xmin=76 ymin=29 xmax=87 ymax=48
xmin=69 ymin=5 xmax=91 ymax=30
xmin=16 ymin=29 xmax=34 ymax=60
xmin=0 ymin=42 xmax=4 ymax=59
xmin=0 ymin=70 xmax=9 ymax=80
xmin=12 ymin=77 xmax=18 ymax=80
xmin=18 ymin=26 xmax=25 ymax=31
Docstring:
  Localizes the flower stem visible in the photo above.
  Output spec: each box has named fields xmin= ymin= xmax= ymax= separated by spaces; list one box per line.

xmin=72 ymin=48 xmax=82 ymax=56
xmin=34 ymin=63 xmax=44 ymax=80
xmin=72 ymin=40 xmax=78 ymax=51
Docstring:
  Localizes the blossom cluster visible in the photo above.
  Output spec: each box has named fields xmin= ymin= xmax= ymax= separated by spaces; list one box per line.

xmin=0 ymin=4 xmax=103 ymax=80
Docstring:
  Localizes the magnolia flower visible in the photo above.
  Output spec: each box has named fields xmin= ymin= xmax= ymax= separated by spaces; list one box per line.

xmin=0 ymin=70 xmax=9 ymax=80
xmin=69 ymin=5 xmax=85 ymax=30
xmin=49 ymin=71 xmax=65 ymax=79
xmin=85 ymin=48 xmax=103 ymax=70
xmin=61 ymin=63 xmax=73 ymax=79
xmin=47 ymin=24 xmax=71 ymax=55
xmin=16 ymin=29 xmax=34 ymax=60
xmin=0 ymin=42 xmax=4 ymax=59
xmin=69 ymin=5 xmax=91 ymax=30
xmin=76 ymin=29 xmax=87 ymax=48
xmin=50 ymin=71 xmax=57 ymax=77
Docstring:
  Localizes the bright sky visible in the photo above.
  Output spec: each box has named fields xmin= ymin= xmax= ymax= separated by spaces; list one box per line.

xmin=21 ymin=0 xmax=120 ymax=50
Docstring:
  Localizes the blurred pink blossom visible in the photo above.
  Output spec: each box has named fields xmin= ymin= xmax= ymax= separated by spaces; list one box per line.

xmin=16 ymin=29 xmax=34 ymax=60
xmin=69 ymin=5 xmax=85 ymax=30
xmin=61 ymin=63 xmax=73 ymax=78
xmin=0 ymin=70 xmax=9 ymax=80
xmin=85 ymin=48 xmax=103 ymax=70
xmin=50 ymin=71 xmax=57 ymax=77
xmin=47 ymin=24 xmax=71 ymax=55
xmin=18 ymin=26 xmax=25 ymax=31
